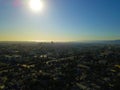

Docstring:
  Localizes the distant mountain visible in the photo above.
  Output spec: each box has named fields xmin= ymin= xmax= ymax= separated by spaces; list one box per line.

xmin=91 ymin=40 xmax=120 ymax=44
xmin=107 ymin=40 xmax=120 ymax=44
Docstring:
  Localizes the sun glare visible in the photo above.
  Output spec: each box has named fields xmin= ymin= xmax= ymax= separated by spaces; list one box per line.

xmin=29 ymin=0 xmax=43 ymax=12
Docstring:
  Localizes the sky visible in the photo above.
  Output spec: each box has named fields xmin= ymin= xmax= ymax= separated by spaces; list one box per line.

xmin=0 ymin=0 xmax=120 ymax=42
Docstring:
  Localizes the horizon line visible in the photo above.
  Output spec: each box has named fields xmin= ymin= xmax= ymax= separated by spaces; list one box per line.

xmin=0 ymin=39 xmax=119 ymax=43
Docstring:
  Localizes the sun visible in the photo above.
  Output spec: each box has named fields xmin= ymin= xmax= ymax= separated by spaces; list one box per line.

xmin=29 ymin=0 xmax=43 ymax=12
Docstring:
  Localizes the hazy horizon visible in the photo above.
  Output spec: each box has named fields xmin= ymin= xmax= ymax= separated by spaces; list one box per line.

xmin=0 ymin=39 xmax=119 ymax=43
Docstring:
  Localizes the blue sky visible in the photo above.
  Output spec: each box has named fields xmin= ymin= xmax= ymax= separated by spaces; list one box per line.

xmin=0 ymin=0 xmax=120 ymax=41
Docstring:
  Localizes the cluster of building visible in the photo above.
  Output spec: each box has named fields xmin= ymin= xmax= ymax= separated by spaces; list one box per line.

xmin=0 ymin=42 xmax=120 ymax=90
